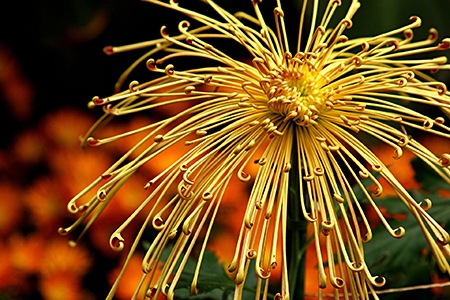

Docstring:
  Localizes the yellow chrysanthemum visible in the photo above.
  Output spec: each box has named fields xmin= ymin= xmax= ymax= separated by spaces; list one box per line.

xmin=61 ymin=0 xmax=450 ymax=299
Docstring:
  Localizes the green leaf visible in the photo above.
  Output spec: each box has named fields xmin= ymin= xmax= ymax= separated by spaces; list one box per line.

xmin=364 ymin=191 xmax=450 ymax=293
xmin=154 ymin=247 xmax=258 ymax=300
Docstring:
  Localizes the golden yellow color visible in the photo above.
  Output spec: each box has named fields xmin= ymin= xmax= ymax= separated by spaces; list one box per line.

xmin=61 ymin=0 xmax=450 ymax=299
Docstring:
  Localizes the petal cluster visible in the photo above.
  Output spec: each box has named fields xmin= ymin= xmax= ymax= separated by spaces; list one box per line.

xmin=61 ymin=0 xmax=450 ymax=299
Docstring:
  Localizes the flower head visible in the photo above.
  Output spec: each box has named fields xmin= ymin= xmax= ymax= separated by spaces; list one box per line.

xmin=61 ymin=0 xmax=450 ymax=299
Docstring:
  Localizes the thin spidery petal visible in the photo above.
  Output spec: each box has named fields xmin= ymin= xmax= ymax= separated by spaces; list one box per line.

xmin=61 ymin=1 xmax=450 ymax=299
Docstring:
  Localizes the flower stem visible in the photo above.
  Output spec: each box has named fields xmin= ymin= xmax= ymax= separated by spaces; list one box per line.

xmin=287 ymin=141 xmax=309 ymax=300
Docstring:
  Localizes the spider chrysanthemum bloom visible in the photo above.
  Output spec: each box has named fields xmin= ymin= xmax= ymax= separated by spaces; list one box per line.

xmin=61 ymin=0 xmax=450 ymax=299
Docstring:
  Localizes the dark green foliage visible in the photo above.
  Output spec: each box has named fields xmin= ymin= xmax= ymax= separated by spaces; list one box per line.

xmin=364 ymin=159 xmax=450 ymax=299
xmin=157 ymin=248 xmax=258 ymax=300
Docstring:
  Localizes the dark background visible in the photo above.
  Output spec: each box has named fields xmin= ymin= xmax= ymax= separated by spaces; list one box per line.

xmin=2 ymin=0 xmax=450 ymax=145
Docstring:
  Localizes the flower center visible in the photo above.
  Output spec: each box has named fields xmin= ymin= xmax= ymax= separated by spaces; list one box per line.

xmin=264 ymin=56 xmax=334 ymax=126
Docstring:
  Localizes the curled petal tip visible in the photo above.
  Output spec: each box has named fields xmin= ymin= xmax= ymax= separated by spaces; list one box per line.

xmin=58 ymin=227 xmax=68 ymax=236
xmin=409 ymin=16 xmax=422 ymax=26
xmin=427 ymin=28 xmax=439 ymax=41
xmin=110 ymin=233 xmax=125 ymax=251
xmin=439 ymin=153 xmax=450 ymax=167
xmin=331 ymin=277 xmax=345 ymax=288
xmin=372 ymin=276 xmax=387 ymax=287
xmin=103 ymin=46 xmax=115 ymax=55
xmin=438 ymin=38 xmax=450 ymax=50
xmin=67 ymin=202 xmax=79 ymax=214
xmin=393 ymin=226 xmax=406 ymax=238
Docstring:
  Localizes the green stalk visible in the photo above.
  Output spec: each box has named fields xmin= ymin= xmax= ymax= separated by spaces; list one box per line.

xmin=287 ymin=138 xmax=309 ymax=300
